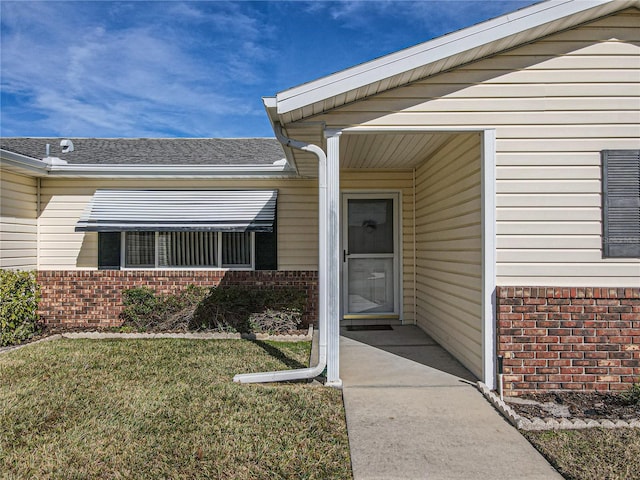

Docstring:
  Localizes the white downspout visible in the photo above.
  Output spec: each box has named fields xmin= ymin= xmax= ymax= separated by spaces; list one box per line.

xmin=233 ymin=123 xmax=328 ymax=383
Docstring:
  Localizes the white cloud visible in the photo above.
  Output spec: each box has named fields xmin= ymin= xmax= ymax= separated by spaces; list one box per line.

xmin=0 ymin=1 xmax=274 ymax=137
xmin=0 ymin=0 xmax=538 ymax=138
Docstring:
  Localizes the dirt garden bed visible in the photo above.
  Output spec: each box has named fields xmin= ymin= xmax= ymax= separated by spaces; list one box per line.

xmin=506 ymin=391 xmax=639 ymax=421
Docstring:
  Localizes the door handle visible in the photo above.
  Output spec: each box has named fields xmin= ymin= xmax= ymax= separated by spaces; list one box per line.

xmin=343 ymin=250 xmax=347 ymax=262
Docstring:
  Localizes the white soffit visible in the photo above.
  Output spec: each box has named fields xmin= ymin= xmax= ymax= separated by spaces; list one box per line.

xmin=274 ymin=0 xmax=638 ymax=120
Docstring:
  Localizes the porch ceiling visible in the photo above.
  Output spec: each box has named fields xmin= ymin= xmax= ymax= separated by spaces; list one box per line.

xmin=339 ymin=131 xmax=458 ymax=170
xmin=282 ymin=128 xmax=464 ymax=176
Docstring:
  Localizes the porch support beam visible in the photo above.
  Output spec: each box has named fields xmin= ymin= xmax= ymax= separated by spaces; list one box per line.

xmin=481 ymin=129 xmax=497 ymax=390
xmin=325 ymin=128 xmax=343 ymax=387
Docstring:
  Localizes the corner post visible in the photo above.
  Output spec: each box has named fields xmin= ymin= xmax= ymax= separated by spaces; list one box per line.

xmin=325 ymin=128 xmax=343 ymax=387
xmin=481 ymin=129 xmax=497 ymax=390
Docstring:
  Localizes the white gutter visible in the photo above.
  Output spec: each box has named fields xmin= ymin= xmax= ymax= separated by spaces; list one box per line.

xmin=233 ymin=123 xmax=328 ymax=383
xmin=0 ymin=150 xmax=48 ymax=176
xmin=45 ymin=164 xmax=296 ymax=178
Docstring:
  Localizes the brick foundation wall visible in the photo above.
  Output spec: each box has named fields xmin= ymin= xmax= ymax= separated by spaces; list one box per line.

xmin=497 ymin=287 xmax=640 ymax=396
xmin=38 ymin=270 xmax=318 ymax=328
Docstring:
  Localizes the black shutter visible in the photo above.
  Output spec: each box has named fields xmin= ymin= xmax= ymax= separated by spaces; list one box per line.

xmin=98 ymin=232 xmax=121 ymax=269
xmin=602 ymin=150 xmax=640 ymax=258
xmin=255 ymin=216 xmax=277 ymax=270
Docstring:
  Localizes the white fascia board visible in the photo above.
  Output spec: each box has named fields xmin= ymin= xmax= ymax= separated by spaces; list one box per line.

xmin=0 ymin=149 xmax=48 ymax=176
xmin=275 ymin=0 xmax=633 ymax=114
xmin=262 ymin=97 xmax=300 ymax=174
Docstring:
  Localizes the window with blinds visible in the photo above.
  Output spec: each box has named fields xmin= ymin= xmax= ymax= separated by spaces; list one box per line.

xmin=123 ymin=231 xmax=253 ymax=268
xmin=125 ymin=232 xmax=155 ymax=268
xmin=602 ymin=150 xmax=640 ymax=258
xmin=222 ymin=232 xmax=251 ymax=267
xmin=159 ymin=232 xmax=218 ymax=267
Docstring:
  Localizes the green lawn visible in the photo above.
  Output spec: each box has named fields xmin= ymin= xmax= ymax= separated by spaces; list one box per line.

xmin=524 ymin=428 xmax=640 ymax=480
xmin=0 ymin=339 xmax=351 ymax=479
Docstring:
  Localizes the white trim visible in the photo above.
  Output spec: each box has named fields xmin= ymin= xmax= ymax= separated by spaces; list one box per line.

xmin=343 ymin=126 xmax=495 ymax=133
xmin=325 ymin=129 xmax=342 ymax=387
xmin=274 ymin=0 xmax=636 ymax=114
xmin=341 ymin=192 xmax=402 ymax=321
xmin=481 ymin=129 xmax=497 ymax=390
xmin=0 ymin=151 xmax=48 ymax=176
xmin=412 ymin=168 xmax=417 ymax=326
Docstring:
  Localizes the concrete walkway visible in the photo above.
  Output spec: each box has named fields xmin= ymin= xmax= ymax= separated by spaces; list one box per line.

xmin=340 ymin=326 xmax=562 ymax=480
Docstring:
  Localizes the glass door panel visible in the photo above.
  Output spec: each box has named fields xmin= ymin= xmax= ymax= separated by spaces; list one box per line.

xmin=348 ymin=258 xmax=394 ymax=313
xmin=343 ymin=195 xmax=398 ymax=317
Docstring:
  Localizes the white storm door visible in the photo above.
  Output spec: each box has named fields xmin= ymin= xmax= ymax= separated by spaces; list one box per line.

xmin=342 ymin=194 xmax=399 ymax=318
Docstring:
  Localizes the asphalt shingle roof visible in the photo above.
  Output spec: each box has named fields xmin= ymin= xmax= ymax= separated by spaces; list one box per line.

xmin=0 ymin=138 xmax=286 ymax=166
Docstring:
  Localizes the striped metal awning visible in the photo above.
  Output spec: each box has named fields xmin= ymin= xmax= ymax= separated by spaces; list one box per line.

xmin=75 ymin=189 xmax=277 ymax=232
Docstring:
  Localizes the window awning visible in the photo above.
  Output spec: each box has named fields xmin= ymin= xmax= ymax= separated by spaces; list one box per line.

xmin=75 ymin=189 xmax=277 ymax=232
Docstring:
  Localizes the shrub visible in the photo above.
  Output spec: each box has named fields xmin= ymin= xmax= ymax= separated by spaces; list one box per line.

xmin=0 ymin=269 xmax=41 ymax=346
xmin=121 ymin=284 xmax=307 ymax=333
xmin=249 ymin=308 xmax=302 ymax=333
xmin=190 ymin=285 xmax=307 ymax=333
xmin=120 ymin=285 xmax=208 ymax=331
xmin=622 ymin=382 xmax=640 ymax=406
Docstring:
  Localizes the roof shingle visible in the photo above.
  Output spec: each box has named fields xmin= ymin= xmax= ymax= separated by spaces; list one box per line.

xmin=0 ymin=138 xmax=285 ymax=166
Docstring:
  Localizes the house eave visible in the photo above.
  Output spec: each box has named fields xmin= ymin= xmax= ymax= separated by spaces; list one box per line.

xmin=0 ymin=150 xmax=49 ymax=176
xmin=1 ymin=149 xmax=298 ymax=179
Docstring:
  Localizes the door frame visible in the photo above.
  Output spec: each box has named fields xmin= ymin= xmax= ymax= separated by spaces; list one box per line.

xmin=340 ymin=190 xmax=402 ymax=322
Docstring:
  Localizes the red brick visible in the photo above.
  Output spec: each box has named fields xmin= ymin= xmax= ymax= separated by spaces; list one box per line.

xmin=609 ymin=336 xmax=633 ymax=344
xmin=523 ymin=328 xmax=547 ymax=336
xmin=559 ymin=367 xmax=583 ymax=375
xmin=597 ymin=359 xmax=620 ymax=367
xmin=536 ymin=352 xmax=559 ymax=359
xmin=537 ymin=336 xmax=560 ymax=344
xmin=585 ymin=368 xmax=609 ymax=374
xmin=537 ymin=320 xmax=560 ymax=328
xmin=562 ymin=383 xmax=585 ymax=390
xmin=536 ymin=305 xmax=560 ymax=312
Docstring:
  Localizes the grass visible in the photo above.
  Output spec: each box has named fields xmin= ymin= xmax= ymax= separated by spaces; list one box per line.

xmin=0 ymin=339 xmax=351 ymax=479
xmin=524 ymin=428 xmax=640 ymax=480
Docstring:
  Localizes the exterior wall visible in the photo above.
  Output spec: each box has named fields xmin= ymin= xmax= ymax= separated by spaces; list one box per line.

xmin=38 ymin=270 xmax=318 ymax=328
xmin=414 ymin=132 xmax=483 ymax=378
xmin=39 ymin=178 xmax=318 ymax=271
xmin=317 ymin=9 xmax=640 ymax=287
xmin=498 ymin=286 xmax=640 ymax=396
xmin=39 ymin=172 xmax=418 ymax=323
xmin=0 ymin=169 xmax=38 ymax=270
xmin=341 ymin=169 xmax=415 ymax=323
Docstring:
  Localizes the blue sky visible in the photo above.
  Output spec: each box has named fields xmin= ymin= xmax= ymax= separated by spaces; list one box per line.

xmin=1 ymin=0 xmax=538 ymax=138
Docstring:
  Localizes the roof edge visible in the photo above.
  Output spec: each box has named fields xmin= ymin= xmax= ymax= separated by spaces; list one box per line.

xmin=1 ymin=148 xmax=298 ymax=179
xmin=274 ymin=0 xmax=638 ymax=115
xmin=0 ymin=149 xmax=48 ymax=176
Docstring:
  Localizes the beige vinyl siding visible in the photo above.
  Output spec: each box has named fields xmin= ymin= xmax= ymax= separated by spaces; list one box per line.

xmin=0 ymin=170 xmax=38 ymax=270
xmin=317 ymin=9 xmax=640 ymax=287
xmin=341 ymin=169 xmax=415 ymax=323
xmin=413 ymin=133 xmax=483 ymax=378
xmin=39 ymin=173 xmax=418 ymax=321
xmin=39 ymin=178 xmax=318 ymax=271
